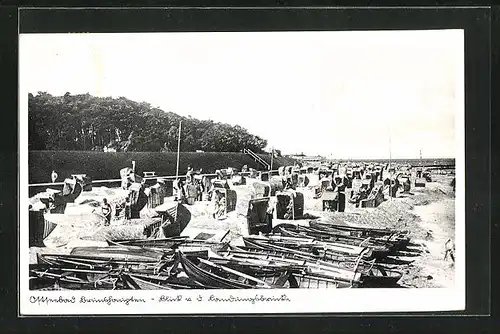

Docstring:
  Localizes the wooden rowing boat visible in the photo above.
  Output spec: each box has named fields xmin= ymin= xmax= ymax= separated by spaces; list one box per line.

xmin=30 ymin=265 xmax=192 ymax=291
xmin=244 ymin=235 xmax=372 ymax=258
xmin=179 ymin=251 xmax=272 ymax=289
xmin=181 ymin=251 xmax=347 ymax=289
xmin=209 ymin=255 xmax=358 ymax=288
xmin=32 ymin=252 xmax=201 ymax=290
xmin=70 ymin=245 xmax=169 ymax=262
xmin=217 ymin=247 xmax=375 ymax=274
xmin=242 ymin=237 xmax=369 ymax=263
xmin=227 ymin=244 xmax=361 ymax=263
xmin=234 ymin=239 xmax=402 ymax=286
xmin=310 ymin=220 xmax=409 ymax=239
xmin=122 ymin=274 xmax=173 ymax=290
xmin=273 ymin=224 xmax=393 ymax=258
xmin=29 ymin=264 xmax=120 ymax=290
xmin=177 ymin=240 xmax=231 ymax=253
xmin=293 ymin=273 xmax=345 ymax=288
xmin=360 ymin=266 xmax=403 ymax=287
xmin=239 ymin=239 xmax=364 ymax=284
xmin=37 ymin=253 xmax=171 ymax=274
xmin=106 ymin=236 xmax=189 ymax=248
xmin=309 ymin=220 xmax=410 ymax=248
xmin=219 ymin=247 xmax=401 ymax=286
xmin=276 ymin=223 xmax=394 ymax=245
xmin=208 ymin=259 xmax=352 ymax=289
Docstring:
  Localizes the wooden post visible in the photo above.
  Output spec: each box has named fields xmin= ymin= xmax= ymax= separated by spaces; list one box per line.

xmin=270 ymin=147 xmax=274 ymax=172
xmin=176 ymin=120 xmax=182 ymax=179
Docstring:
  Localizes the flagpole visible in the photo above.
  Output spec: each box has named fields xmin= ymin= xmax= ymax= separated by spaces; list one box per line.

xmin=175 ymin=120 xmax=182 ymax=179
xmin=389 ymin=129 xmax=392 ymax=169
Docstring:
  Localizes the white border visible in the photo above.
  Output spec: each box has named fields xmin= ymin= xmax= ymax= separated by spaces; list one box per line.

xmin=18 ymin=30 xmax=465 ymax=316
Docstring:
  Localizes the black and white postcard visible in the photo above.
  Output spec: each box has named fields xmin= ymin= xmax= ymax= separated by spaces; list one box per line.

xmin=19 ymin=28 xmax=465 ymax=315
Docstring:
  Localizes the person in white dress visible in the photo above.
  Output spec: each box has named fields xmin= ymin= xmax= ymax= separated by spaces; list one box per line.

xmin=51 ymin=170 xmax=58 ymax=183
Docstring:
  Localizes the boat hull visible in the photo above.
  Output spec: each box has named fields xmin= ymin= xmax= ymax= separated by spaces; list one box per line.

xmin=29 ymin=210 xmax=57 ymax=247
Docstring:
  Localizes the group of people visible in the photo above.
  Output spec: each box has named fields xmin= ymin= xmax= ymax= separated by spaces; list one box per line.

xmin=99 ymin=164 xmax=212 ymax=225
xmin=100 ymin=196 xmax=133 ymax=226
xmin=174 ymin=165 xmax=207 ymax=204
xmin=173 ymin=165 xmax=242 ymax=220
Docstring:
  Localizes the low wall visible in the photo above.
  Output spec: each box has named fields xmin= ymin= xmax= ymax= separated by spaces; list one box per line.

xmin=29 ymin=151 xmax=296 ymax=184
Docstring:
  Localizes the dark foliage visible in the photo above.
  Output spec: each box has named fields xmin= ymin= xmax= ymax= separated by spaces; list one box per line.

xmin=28 ymin=92 xmax=268 ymax=153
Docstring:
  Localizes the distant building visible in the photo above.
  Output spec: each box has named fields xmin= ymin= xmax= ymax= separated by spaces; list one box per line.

xmin=290 ymin=155 xmax=324 ymax=163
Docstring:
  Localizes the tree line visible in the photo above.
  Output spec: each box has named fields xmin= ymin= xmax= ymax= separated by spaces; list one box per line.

xmin=28 ymin=92 xmax=268 ymax=153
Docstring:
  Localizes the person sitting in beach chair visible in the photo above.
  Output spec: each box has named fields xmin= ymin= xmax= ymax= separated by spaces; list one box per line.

xmin=114 ymin=199 xmax=124 ymax=218
xmin=284 ymin=176 xmax=294 ymax=190
xmin=349 ymin=184 xmax=368 ymax=208
xmin=416 ymin=167 xmax=422 ymax=178
xmin=101 ymin=198 xmax=112 ymax=226
xmin=357 ymin=186 xmax=369 ymax=207
xmin=212 ymin=189 xmax=226 ymax=219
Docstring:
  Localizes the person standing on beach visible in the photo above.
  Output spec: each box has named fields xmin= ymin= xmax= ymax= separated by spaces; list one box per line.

xmin=194 ymin=176 xmax=203 ymax=201
xmin=334 ymin=176 xmax=346 ymax=212
xmin=186 ymin=165 xmax=194 ymax=184
xmin=51 ymin=170 xmax=58 ymax=183
xmin=174 ymin=178 xmax=187 ymax=203
xmin=101 ymin=198 xmax=112 ymax=226
xmin=124 ymin=197 xmax=131 ymax=220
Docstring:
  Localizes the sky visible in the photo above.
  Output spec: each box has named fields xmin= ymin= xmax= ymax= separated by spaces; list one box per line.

xmin=19 ymin=30 xmax=463 ymax=158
